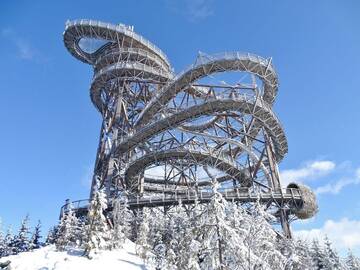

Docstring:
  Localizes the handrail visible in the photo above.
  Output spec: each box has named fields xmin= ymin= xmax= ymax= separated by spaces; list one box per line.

xmin=64 ymin=19 xmax=171 ymax=67
xmin=175 ymin=52 xmax=275 ymax=80
xmin=60 ymin=188 xmax=303 ymax=215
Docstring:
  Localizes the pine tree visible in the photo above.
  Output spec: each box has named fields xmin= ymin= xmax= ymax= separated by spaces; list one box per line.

xmin=186 ymin=239 xmax=201 ymax=270
xmin=56 ymin=203 xmax=80 ymax=251
xmin=259 ymin=207 xmax=288 ymax=268
xmin=310 ymin=239 xmax=326 ymax=269
xmin=0 ymin=219 xmax=5 ymax=258
xmin=323 ymin=236 xmax=341 ymax=269
xmin=199 ymin=183 xmax=228 ymax=269
xmin=199 ymin=195 xmax=225 ymax=269
xmin=197 ymin=182 xmax=264 ymax=270
xmin=12 ymin=215 xmax=31 ymax=253
xmin=346 ymin=250 xmax=360 ymax=270
xmin=30 ymin=220 xmax=42 ymax=250
xmin=292 ymin=239 xmax=314 ymax=270
xmin=173 ymin=202 xmax=202 ymax=270
xmin=163 ymin=204 xmax=190 ymax=270
xmin=75 ymin=218 xmax=86 ymax=248
xmin=84 ymin=180 xmax=111 ymax=256
xmin=147 ymin=208 xmax=166 ymax=248
xmin=4 ymin=227 xmax=14 ymax=256
xmin=135 ymin=208 xmax=151 ymax=260
xmin=45 ymin=226 xmax=59 ymax=245
xmin=174 ymin=220 xmax=200 ymax=270
xmin=111 ymin=196 xmax=133 ymax=249
xmin=165 ymin=245 xmax=178 ymax=270
xmin=153 ymin=230 xmax=167 ymax=270
xmin=238 ymin=200 xmax=278 ymax=269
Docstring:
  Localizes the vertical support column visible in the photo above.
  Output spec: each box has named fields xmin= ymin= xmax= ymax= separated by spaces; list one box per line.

xmin=242 ymin=118 xmax=253 ymax=187
xmin=90 ymin=87 xmax=125 ymax=201
xmin=138 ymin=174 xmax=144 ymax=194
xmin=89 ymin=117 xmax=107 ymax=199
xmin=265 ymin=134 xmax=292 ymax=239
xmin=104 ymin=93 xmax=124 ymax=199
xmin=280 ymin=208 xmax=292 ymax=239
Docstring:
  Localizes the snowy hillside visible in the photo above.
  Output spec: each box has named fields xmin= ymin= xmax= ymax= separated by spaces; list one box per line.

xmin=0 ymin=240 xmax=147 ymax=270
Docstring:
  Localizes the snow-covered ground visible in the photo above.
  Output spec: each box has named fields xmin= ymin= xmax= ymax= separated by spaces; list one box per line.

xmin=0 ymin=240 xmax=147 ymax=270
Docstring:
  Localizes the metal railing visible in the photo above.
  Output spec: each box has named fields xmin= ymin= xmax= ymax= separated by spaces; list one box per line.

xmin=175 ymin=52 xmax=275 ymax=80
xmin=59 ymin=188 xmax=303 ymax=216
xmin=65 ymin=19 xmax=170 ymax=67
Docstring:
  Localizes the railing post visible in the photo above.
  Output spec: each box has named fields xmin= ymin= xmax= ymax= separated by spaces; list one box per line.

xmin=65 ymin=199 xmax=70 ymax=211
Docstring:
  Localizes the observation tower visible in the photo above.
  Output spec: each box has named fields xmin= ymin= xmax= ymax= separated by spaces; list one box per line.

xmin=62 ymin=19 xmax=317 ymax=238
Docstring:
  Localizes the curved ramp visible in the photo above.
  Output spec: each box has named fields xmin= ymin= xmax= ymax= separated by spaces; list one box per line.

xmin=115 ymin=96 xmax=287 ymax=161
xmin=124 ymin=149 xmax=251 ymax=189
xmin=136 ymin=52 xmax=278 ymax=127
xmin=90 ymin=61 xmax=171 ymax=111
xmin=63 ymin=19 xmax=170 ymax=68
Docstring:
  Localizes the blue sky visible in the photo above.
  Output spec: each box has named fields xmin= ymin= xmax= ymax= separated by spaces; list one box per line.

xmin=1 ymin=0 xmax=360 ymax=255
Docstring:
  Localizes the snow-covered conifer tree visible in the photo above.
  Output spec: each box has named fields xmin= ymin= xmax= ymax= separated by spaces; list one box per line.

xmin=164 ymin=204 xmax=189 ymax=269
xmin=12 ymin=215 xmax=31 ymax=253
xmin=45 ymin=226 xmax=58 ymax=245
xmin=198 ymin=182 xmax=228 ymax=269
xmin=323 ymin=236 xmax=341 ymax=269
xmin=184 ymin=239 xmax=201 ymax=270
xmin=111 ymin=196 xmax=133 ymax=249
xmin=30 ymin=220 xmax=42 ymax=250
xmin=84 ymin=179 xmax=111 ymax=256
xmin=3 ymin=227 xmax=14 ymax=256
xmin=244 ymin=203 xmax=286 ymax=269
xmin=346 ymin=250 xmax=360 ymax=270
xmin=226 ymin=202 xmax=249 ymax=236
xmin=165 ymin=244 xmax=178 ymax=270
xmin=56 ymin=203 xmax=80 ymax=251
xmin=0 ymin=219 xmax=5 ymax=257
xmin=292 ymin=239 xmax=313 ymax=269
xmin=135 ymin=208 xmax=151 ymax=260
xmin=197 ymin=182 xmax=259 ymax=270
xmin=75 ymin=218 xmax=86 ymax=247
xmin=174 ymin=219 xmax=201 ymax=270
xmin=152 ymin=230 xmax=167 ymax=269
xmin=310 ymin=239 xmax=326 ymax=269
xmin=148 ymin=208 xmax=165 ymax=248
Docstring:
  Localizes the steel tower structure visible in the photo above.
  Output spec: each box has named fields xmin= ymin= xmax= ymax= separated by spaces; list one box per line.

xmin=62 ymin=19 xmax=317 ymax=238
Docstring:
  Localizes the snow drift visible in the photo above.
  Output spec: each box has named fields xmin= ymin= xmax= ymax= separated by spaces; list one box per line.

xmin=0 ymin=240 xmax=147 ymax=270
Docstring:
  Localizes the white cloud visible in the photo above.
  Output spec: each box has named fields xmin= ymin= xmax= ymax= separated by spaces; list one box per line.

xmin=280 ymin=160 xmax=335 ymax=186
xmin=166 ymin=0 xmax=214 ymax=22
xmin=186 ymin=0 xmax=214 ymax=21
xmin=1 ymin=28 xmax=35 ymax=60
xmin=311 ymin=160 xmax=336 ymax=171
xmin=15 ymin=40 xmax=34 ymax=60
xmin=281 ymin=159 xmax=360 ymax=195
xmin=294 ymin=218 xmax=360 ymax=255
xmin=316 ymin=177 xmax=360 ymax=195
xmin=315 ymin=167 xmax=360 ymax=195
